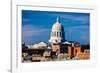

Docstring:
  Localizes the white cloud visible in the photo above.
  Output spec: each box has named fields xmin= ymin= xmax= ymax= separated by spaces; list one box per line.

xmin=22 ymin=24 xmax=49 ymax=37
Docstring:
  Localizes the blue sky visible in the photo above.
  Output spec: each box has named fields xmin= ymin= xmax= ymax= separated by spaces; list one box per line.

xmin=22 ymin=10 xmax=90 ymax=45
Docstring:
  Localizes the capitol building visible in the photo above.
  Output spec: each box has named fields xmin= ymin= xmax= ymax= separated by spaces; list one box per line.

xmin=22 ymin=17 xmax=90 ymax=62
xmin=49 ymin=17 xmax=83 ymax=59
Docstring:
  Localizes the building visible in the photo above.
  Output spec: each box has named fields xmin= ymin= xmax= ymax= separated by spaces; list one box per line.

xmin=49 ymin=17 xmax=66 ymax=53
xmin=49 ymin=17 xmax=82 ymax=58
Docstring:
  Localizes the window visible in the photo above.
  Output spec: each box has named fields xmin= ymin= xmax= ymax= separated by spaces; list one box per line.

xmin=60 ymin=32 xmax=62 ymax=37
xmin=57 ymin=32 xmax=59 ymax=37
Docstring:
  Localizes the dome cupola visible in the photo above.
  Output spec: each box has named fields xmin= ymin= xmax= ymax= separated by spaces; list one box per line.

xmin=49 ymin=17 xmax=65 ymax=44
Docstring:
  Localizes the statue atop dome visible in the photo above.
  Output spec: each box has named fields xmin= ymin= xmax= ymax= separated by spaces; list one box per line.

xmin=56 ymin=16 xmax=60 ymax=23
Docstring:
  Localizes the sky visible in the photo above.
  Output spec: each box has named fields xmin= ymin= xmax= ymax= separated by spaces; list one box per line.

xmin=22 ymin=10 xmax=90 ymax=45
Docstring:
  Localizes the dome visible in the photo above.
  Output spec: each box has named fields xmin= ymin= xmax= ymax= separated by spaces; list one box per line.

xmin=49 ymin=17 xmax=65 ymax=44
xmin=51 ymin=17 xmax=62 ymax=31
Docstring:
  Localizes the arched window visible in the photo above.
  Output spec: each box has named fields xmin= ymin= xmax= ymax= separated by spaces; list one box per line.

xmin=60 ymin=32 xmax=62 ymax=37
xmin=57 ymin=32 xmax=59 ymax=37
xmin=54 ymin=31 xmax=56 ymax=37
xmin=58 ymin=32 xmax=59 ymax=37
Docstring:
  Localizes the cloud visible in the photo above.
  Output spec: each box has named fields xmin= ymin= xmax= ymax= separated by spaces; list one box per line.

xmin=22 ymin=24 xmax=51 ymax=44
xmin=44 ymin=12 xmax=89 ymax=23
xmin=22 ymin=24 xmax=49 ymax=37
xmin=44 ymin=12 xmax=90 ymax=27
